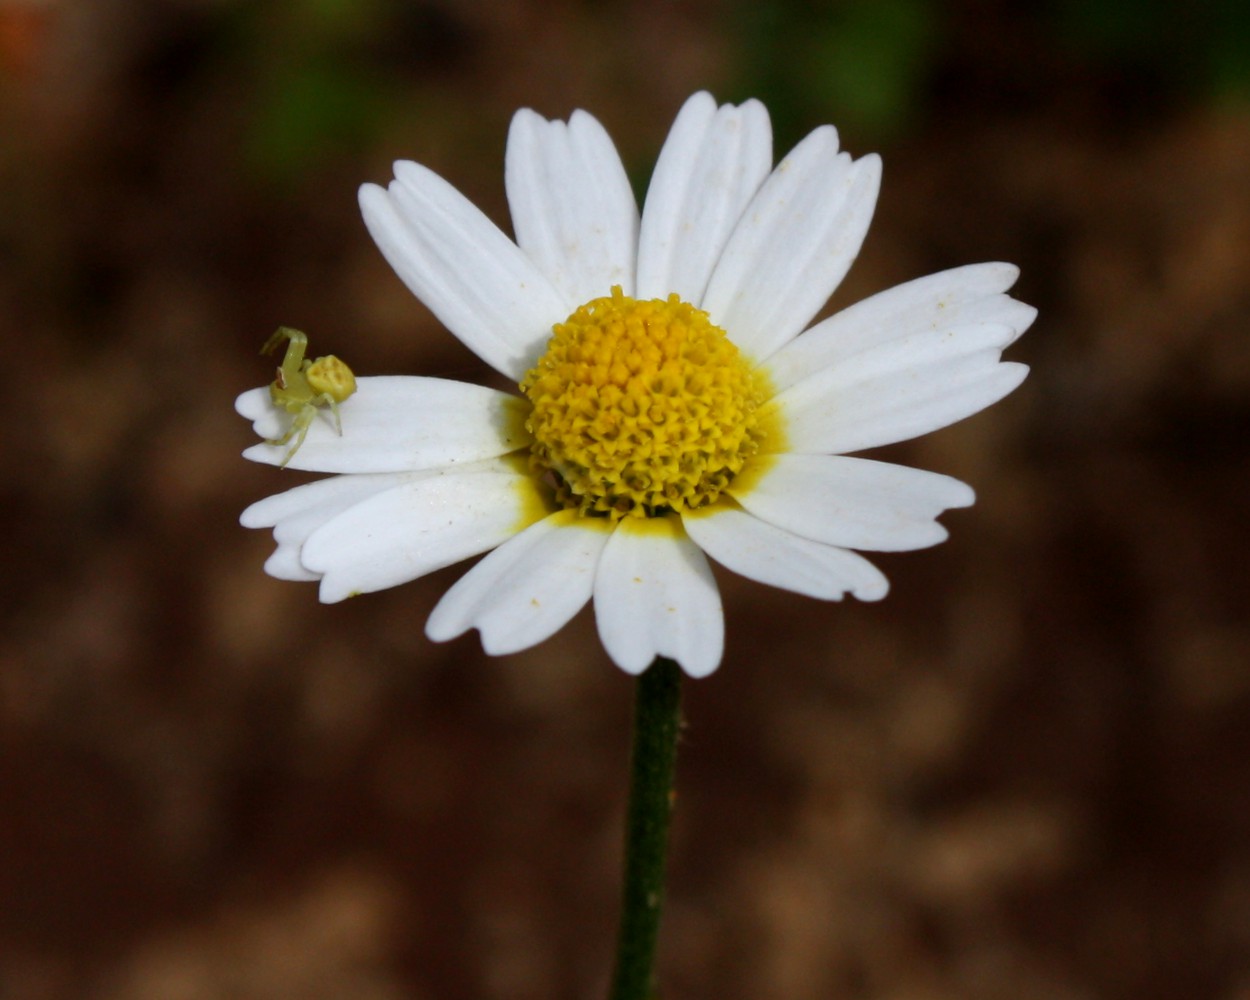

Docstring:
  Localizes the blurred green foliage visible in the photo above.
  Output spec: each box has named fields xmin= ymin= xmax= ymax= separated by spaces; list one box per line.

xmin=726 ymin=0 xmax=1248 ymax=150
xmin=225 ymin=0 xmax=401 ymax=187
xmin=178 ymin=0 xmax=1250 ymax=189
xmin=728 ymin=0 xmax=941 ymax=147
xmin=1054 ymin=0 xmax=1250 ymax=99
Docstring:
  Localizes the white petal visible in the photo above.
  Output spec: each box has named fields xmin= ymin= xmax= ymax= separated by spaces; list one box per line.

xmin=635 ymin=92 xmax=773 ymax=304
xmin=728 ymin=454 xmax=974 ymax=552
xmin=241 ymin=471 xmax=411 ymax=529
xmin=765 ymin=262 xmax=1036 ymax=393
xmin=301 ymin=464 xmax=550 ymax=602
xmin=236 ymin=387 xmax=284 ymax=439
xmin=426 ymin=509 xmax=613 ymax=655
xmin=683 ymin=503 xmax=888 ymax=601
xmin=262 ymin=547 xmax=319 ymax=582
xmin=702 ymin=130 xmax=881 ymax=361
xmin=593 ymin=517 xmax=723 ymax=677
xmin=241 ymin=472 xmax=416 ymax=582
xmin=505 ymin=108 xmax=638 ymax=303
xmin=768 ymin=322 xmax=1029 ymax=454
xmin=238 ymin=377 xmax=530 ymax=473
xmin=359 ymin=169 xmax=566 ymax=382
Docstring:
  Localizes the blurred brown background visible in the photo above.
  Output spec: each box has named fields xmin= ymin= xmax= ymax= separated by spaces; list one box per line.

xmin=3 ymin=1 xmax=1250 ymax=998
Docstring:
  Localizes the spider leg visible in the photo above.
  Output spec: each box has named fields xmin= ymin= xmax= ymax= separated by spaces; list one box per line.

xmin=264 ymin=400 xmax=313 ymax=453
xmin=320 ymin=393 xmax=345 ymax=436
xmin=261 ymin=327 xmax=309 ymax=382
xmin=276 ymin=405 xmax=316 ymax=468
xmin=264 ymin=418 xmax=299 ymax=448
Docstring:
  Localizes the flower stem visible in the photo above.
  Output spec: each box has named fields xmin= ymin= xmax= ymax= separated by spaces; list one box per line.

xmin=610 ymin=655 xmax=683 ymax=1000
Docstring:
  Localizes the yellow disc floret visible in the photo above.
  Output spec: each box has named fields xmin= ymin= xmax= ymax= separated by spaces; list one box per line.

xmin=521 ymin=286 xmax=769 ymax=519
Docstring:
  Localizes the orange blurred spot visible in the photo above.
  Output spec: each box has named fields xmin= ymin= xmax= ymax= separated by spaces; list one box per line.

xmin=0 ymin=3 xmax=55 ymax=82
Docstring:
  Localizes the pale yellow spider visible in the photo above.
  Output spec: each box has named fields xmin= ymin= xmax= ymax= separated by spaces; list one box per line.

xmin=261 ymin=326 xmax=357 ymax=467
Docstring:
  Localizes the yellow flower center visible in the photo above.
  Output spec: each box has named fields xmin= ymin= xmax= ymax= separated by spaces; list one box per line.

xmin=521 ymin=286 xmax=770 ymax=519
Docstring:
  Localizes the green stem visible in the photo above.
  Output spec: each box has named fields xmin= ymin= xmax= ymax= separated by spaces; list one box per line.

xmin=610 ymin=656 xmax=684 ymax=1000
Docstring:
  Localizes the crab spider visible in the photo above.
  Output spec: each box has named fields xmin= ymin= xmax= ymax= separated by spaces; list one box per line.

xmin=261 ymin=327 xmax=357 ymax=467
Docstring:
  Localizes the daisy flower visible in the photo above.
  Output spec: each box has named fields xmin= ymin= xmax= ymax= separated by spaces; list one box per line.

xmin=236 ymin=91 xmax=1033 ymax=678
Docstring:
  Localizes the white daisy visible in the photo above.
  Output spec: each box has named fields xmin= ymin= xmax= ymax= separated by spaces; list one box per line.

xmin=236 ymin=92 xmax=1033 ymax=678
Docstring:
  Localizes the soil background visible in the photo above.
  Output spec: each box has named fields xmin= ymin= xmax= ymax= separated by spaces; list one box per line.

xmin=3 ymin=2 xmax=1250 ymax=998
